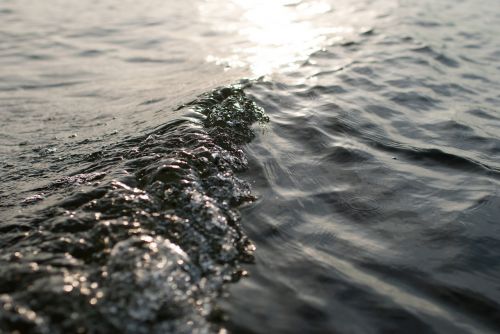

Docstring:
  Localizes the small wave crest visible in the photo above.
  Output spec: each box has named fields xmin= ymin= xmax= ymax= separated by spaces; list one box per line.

xmin=0 ymin=86 xmax=268 ymax=333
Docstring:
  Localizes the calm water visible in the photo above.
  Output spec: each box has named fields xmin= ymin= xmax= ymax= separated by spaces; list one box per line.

xmin=1 ymin=0 xmax=500 ymax=333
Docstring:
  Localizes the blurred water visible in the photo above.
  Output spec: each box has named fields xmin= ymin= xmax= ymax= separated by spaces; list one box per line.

xmin=1 ymin=0 xmax=500 ymax=333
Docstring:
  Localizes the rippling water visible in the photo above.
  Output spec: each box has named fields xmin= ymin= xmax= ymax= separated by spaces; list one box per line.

xmin=1 ymin=0 xmax=500 ymax=333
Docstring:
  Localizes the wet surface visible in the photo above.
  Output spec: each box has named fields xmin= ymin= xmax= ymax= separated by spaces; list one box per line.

xmin=1 ymin=86 xmax=268 ymax=333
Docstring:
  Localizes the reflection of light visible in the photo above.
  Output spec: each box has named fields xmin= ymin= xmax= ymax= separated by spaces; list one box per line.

xmin=201 ymin=0 xmax=355 ymax=76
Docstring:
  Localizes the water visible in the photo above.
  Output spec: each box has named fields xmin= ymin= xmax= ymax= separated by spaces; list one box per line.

xmin=1 ymin=0 xmax=500 ymax=333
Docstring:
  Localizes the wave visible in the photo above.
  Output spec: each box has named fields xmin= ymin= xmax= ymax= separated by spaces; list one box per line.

xmin=0 ymin=85 xmax=268 ymax=333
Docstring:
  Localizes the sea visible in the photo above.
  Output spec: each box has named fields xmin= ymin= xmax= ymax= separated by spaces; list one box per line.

xmin=1 ymin=0 xmax=500 ymax=333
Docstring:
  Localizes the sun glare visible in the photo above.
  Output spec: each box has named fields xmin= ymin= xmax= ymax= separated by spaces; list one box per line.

xmin=201 ymin=0 xmax=353 ymax=76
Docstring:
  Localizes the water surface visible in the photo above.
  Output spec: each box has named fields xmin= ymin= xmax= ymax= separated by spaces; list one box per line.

xmin=1 ymin=0 xmax=500 ymax=333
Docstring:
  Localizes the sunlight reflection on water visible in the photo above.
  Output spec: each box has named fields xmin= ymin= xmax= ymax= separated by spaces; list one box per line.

xmin=201 ymin=0 xmax=359 ymax=76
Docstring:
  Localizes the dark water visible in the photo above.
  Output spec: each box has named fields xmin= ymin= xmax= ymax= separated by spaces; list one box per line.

xmin=1 ymin=0 xmax=500 ymax=333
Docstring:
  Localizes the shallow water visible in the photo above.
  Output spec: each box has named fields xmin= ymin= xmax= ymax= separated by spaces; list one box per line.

xmin=1 ymin=0 xmax=500 ymax=333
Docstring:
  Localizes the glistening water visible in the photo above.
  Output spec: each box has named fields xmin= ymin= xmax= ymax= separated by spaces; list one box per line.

xmin=1 ymin=0 xmax=500 ymax=333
